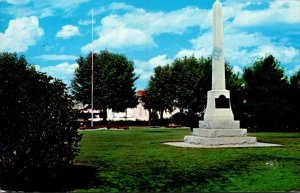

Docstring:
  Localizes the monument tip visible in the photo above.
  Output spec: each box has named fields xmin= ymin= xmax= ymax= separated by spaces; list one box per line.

xmin=214 ymin=0 xmax=222 ymax=5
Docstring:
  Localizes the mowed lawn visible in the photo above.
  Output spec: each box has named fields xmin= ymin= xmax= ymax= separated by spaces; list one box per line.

xmin=74 ymin=127 xmax=300 ymax=192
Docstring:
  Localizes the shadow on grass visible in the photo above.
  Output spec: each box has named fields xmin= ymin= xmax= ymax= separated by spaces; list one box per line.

xmin=58 ymin=164 xmax=100 ymax=191
xmin=90 ymin=159 xmax=233 ymax=192
xmin=1 ymin=164 xmax=100 ymax=192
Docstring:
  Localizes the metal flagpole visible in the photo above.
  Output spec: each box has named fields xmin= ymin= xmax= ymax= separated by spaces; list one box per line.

xmin=91 ymin=9 xmax=94 ymax=127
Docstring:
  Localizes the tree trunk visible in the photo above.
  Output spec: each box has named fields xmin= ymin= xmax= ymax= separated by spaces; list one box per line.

xmin=160 ymin=109 xmax=164 ymax=120
xmin=148 ymin=109 xmax=152 ymax=123
xmin=103 ymin=106 xmax=108 ymax=124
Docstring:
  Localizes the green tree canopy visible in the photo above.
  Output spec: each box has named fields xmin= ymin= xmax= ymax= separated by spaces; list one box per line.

xmin=71 ymin=50 xmax=138 ymax=122
xmin=0 ymin=52 xmax=81 ymax=190
xmin=170 ymin=56 xmax=211 ymax=113
xmin=243 ymin=54 xmax=290 ymax=131
xmin=144 ymin=65 xmax=174 ymax=119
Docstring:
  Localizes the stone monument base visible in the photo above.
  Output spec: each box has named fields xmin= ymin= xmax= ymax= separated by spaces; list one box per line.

xmin=184 ymin=120 xmax=257 ymax=146
xmin=199 ymin=120 xmax=240 ymax=129
xmin=193 ymin=128 xmax=247 ymax=137
xmin=184 ymin=135 xmax=257 ymax=146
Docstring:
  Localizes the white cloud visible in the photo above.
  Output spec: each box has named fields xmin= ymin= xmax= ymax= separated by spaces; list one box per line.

xmin=222 ymin=1 xmax=246 ymax=21
xmin=56 ymin=25 xmax=80 ymax=39
xmin=37 ymin=62 xmax=78 ymax=85
xmin=147 ymin=54 xmax=172 ymax=67
xmin=40 ymin=8 xmax=55 ymax=18
xmin=81 ymin=3 xmax=210 ymax=53
xmin=88 ymin=2 xmax=137 ymax=16
xmin=251 ymin=45 xmax=299 ymax=64
xmin=78 ymin=19 xmax=95 ymax=26
xmin=5 ymin=0 xmax=31 ymax=5
xmin=6 ymin=7 xmax=36 ymax=17
xmin=108 ymin=2 xmax=136 ymax=11
xmin=286 ymin=65 xmax=300 ymax=75
xmin=135 ymin=54 xmax=171 ymax=71
xmin=0 ymin=16 xmax=44 ymax=53
xmin=35 ymin=0 xmax=90 ymax=11
xmin=81 ymin=25 xmax=154 ymax=53
xmin=121 ymin=6 xmax=210 ymax=34
xmin=35 ymin=54 xmax=77 ymax=61
xmin=134 ymin=54 xmax=172 ymax=81
xmin=233 ymin=0 xmax=300 ymax=27
xmin=3 ymin=0 xmax=90 ymax=17
xmin=223 ymin=31 xmax=273 ymax=65
xmin=51 ymin=0 xmax=90 ymax=9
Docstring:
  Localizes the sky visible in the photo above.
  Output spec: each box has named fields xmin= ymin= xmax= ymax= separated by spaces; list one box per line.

xmin=0 ymin=0 xmax=300 ymax=90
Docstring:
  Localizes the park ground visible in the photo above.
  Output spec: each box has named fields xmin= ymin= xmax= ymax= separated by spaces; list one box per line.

xmin=69 ymin=127 xmax=299 ymax=192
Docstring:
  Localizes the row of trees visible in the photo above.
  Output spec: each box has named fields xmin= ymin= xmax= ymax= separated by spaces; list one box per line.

xmin=142 ymin=55 xmax=300 ymax=131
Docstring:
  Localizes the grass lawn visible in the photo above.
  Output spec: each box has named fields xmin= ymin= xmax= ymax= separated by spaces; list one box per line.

xmin=72 ymin=127 xmax=300 ymax=192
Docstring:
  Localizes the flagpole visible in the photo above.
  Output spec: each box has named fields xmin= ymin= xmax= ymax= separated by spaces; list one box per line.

xmin=91 ymin=9 xmax=94 ymax=127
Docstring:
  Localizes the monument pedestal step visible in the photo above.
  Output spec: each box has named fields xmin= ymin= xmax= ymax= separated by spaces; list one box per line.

xmin=193 ymin=128 xmax=247 ymax=137
xmin=199 ymin=120 xmax=240 ymax=129
xmin=184 ymin=136 xmax=257 ymax=146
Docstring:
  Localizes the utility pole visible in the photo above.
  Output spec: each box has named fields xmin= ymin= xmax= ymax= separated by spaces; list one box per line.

xmin=91 ymin=9 xmax=94 ymax=127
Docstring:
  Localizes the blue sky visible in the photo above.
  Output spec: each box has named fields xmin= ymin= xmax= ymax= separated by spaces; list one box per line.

xmin=0 ymin=0 xmax=299 ymax=90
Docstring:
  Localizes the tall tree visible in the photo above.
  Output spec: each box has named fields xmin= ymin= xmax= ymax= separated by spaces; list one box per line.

xmin=288 ymin=70 xmax=300 ymax=130
xmin=71 ymin=50 xmax=138 ymax=122
xmin=0 ymin=53 xmax=81 ymax=190
xmin=243 ymin=54 xmax=290 ymax=131
xmin=145 ymin=65 xmax=174 ymax=119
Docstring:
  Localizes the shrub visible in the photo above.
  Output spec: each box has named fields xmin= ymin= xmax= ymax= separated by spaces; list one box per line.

xmin=149 ymin=111 xmax=159 ymax=127
xmin=171 ymin=112 xmax=200 ymax=129
xmin=171 ymin=112 xmax=186 ymax=126
xmin=0 ymin=53 xmax=81 ymax=191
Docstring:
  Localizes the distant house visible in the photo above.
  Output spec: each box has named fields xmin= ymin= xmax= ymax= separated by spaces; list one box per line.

xmin=107 ymin=90 xmax=149 ymax=121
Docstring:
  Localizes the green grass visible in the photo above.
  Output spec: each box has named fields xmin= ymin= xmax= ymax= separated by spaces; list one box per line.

xmin=73 ymin=127 xmax=300 ymax=192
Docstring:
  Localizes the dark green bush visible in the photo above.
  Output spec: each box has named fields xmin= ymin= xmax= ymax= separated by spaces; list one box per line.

xmin=171 ymin=112 xmax=200 ymax=129
xmin=149 ymin=111 xmax=159 ymax=127
xmin=0 ymin=53 xmax=81 ymax=191
xmin=171 ymin=112 xmax=186 ymax=126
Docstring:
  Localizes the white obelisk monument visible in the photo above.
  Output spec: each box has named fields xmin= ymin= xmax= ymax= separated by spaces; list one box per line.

xmin=184 ymin=0 xmax=256 ymax=146
xmin=205 ymin=0 xmax=234 ymax=121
